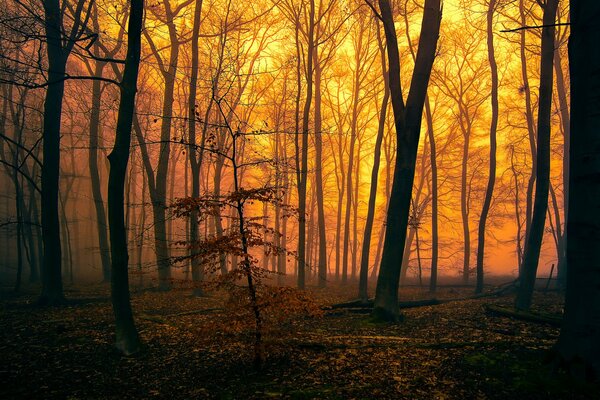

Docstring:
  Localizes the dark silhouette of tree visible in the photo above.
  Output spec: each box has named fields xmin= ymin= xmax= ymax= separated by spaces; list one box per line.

xmin=359 ymin=21 xmax=389 ymax=302
xmin=555 ymin=0 xmax=600 ymax=380
xmin=515 ymin=0 xmax=558 ymax=311
xmin=39 ymin=0 xmax=93 ymax=305
xmin=475 ymin=0 xmax=499 ymax=294
xmin=187 ymin=0 xmax=205 ymax=296
xmin=370 ymin=0 xmax=442 ymax=322
xmin=107 ymin=0 xmax=144 ymax=355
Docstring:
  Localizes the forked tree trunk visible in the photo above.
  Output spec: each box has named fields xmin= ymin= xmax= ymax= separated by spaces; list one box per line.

xmin=515 ymin=0 xmax=558 ymax=311
xmin=372 ymin=0 xmax=442 ymax=321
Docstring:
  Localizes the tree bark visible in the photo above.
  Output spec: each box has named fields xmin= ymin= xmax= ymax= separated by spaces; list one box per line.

xmin=39 ymin=0 xmax=69 ymax=305
xmin=107 ymin=0 xmax=144 ymax=355
xmin=89 ymin=7 xmax=111 ymax=283
xmin=553 ymin=46 xmax=570 ymax=287
xmin=555 ymin=0 xmax=600 ymax=379
xmin=297 ymin=0 xmax=315 ymax=290
xmin=475 ymin=0 xmax=499 ymax=294
xmin=519 ymin=0 xmax=538 ymax=264
xmin=515 ymin=0 xmax=558 ymax=311
xmin=359 ymin=24 xmax=389 ymax=302
xmin=313 ymin=46 xmax=327 ymax=288
xmin=372 ymin=0 xmax=442 ymax=321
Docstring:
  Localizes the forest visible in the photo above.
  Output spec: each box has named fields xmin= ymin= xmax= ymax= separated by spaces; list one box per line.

xmin=0 ymin=0 xmax=599 ymax=398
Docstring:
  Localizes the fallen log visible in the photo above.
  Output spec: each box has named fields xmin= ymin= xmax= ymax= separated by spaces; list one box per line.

xmin=484 ymin=304 xmax=562 ymax=327
xmin=328 ymin=281 xmax=518 ymax=311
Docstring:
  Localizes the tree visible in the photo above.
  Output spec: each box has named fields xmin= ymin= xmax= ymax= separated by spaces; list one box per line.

xmin=475 ymin=0 xmax=499 ymax=294
xmin=141 ymin=0 xmax=194 ymax=290
xmin=515 ymin=0 xmax=558 ymax=311
xmin=187 ymin=0 xmax=205 ymax=296
xmin=84 ymin=2 xmax=128 ymax=283
xmin=554 ymin=0 xmax=600 ymax=380
xmin=39 ymin=0 xmax=93 ymax=305
xmin=359 ymin=21 xmax=389 ymax=302
xmin=107 ymin=0 xmax=144 ymax=355
xmin=370 ymin=0 xmax=442 ymax=321
xmin=297 ymin=0 xmax=315 ymax=289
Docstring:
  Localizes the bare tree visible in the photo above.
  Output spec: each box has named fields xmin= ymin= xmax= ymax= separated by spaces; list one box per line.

xmin=515 ymin=0 xmax=558 ymax=311
xmin=475 ymin=0 xmax=500 ymax=294
xmin=371 ymin=0 xmax=442 ymax=321
xmin=107 ymin=0 xmax=144 ymax=355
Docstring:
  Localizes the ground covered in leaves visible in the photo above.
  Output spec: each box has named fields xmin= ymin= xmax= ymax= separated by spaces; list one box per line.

xmin=1 ymin=282 xmax=597 ymax=399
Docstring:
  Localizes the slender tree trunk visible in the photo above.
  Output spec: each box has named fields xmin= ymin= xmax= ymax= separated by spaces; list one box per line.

xmin=343 ymin=24 xmax=364 ymax=284
xmin=297 ymin=0 xmax=315 ymax=289
xmin=553 ymin=47 xmax=569 ymax=287
xmin=89 ymin=15 xmax=111 ymax=282
xmin=509 ymin=146 xmax=524 ymax=269
xmin=137 ymin=166 xmax=147 ymax=288
xmin=351 ymin=142 xmax=361 ymax=280
xmin=515 ymin=0 xmax=558 ymax=311
xmin=144 ymin=5 xmax=184 ymax=291
xmin=13 ymin=152 xmax=23 ymax=292
xmin=460 ymin=131 xmax=471 ymax=284
xmin=313 ymin=49 xmax=327 ymax=288
xmin=519 ymin=0 xmax=538 ymax=257
xmin=475 ymin=0 xmax=499 ymax=294
xmin=107 ymin=0 xmax=144 ymax=355
xmin=425 ymin=99 xmax=438 ymax=293
xmin=359 ymin=26 xmax=389 ymax=302
xmin=187 ymin=0 xmax=204 ymax=296
xmin=214 ymin=154 xmax=227 ymax=275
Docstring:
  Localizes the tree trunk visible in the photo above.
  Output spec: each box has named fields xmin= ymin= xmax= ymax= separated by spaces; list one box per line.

xmin=39 ymin=0 xmax=68 ymax=305
xmin=372 ymin=0 xmax=442 ymax=321
xmin=313 ymin=48 xmax=327 ymax=288
xmin=519 ymin=0 xmax=538 ymax=262
xmin=515 ymin=0 xmax=558 ymax=311
xmin=460 ymin=130 xmax=471 ymax=284
xmin=342 ymin=20 xmax=364 ymax=284
xmin=555 ymin=0 xmax=600 ymax=379
xmin=297 ymin=0 xmax=315 ymax=290
xmin=107 ymin=0 xmax=144 ymax=355
xmin=425 ymin=98 xmax=438 ymax=293
xmin=475 ymin=0 xmax=499 ymax=294
xmin=187 ymin=0 xmax=204 ymax=296
xmin=553 ymin=47 xmax=569 ymax=287
xmin=359 ymin=24 xmax=389 ymax=302
xmin=89 ymin=13 xmax=111 ymax=283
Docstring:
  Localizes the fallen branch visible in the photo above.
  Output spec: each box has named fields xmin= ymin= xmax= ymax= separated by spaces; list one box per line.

xmin=484 ymin=304 xmax=562 ymax=327
xmin=141 ymin=308 xmax=223 ymax=318
xmin=328 ymin=281 xmax=518 ymax=312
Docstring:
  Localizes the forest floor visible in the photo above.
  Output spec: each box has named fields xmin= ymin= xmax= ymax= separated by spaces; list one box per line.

xmin=1 ymin=281 xmax=598 ymax=399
